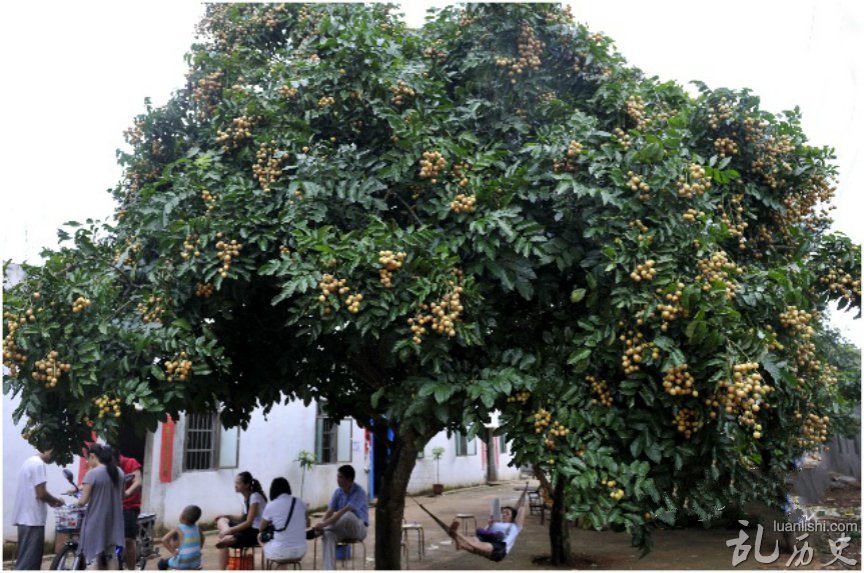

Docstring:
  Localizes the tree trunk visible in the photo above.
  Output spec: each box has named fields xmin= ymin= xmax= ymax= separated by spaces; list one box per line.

xmin=544 ymin=472 xmax=573 ymax=565
xmin=374 ymin=433 xmax=419 ymax=570
xmin=485 ymin=427 xmax=498 ymax=482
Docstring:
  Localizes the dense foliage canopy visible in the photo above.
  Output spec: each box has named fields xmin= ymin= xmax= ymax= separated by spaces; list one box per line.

xmin=3 ymin=3 xmax=860 ymax=563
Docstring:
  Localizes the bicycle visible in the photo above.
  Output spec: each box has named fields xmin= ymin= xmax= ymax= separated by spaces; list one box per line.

xmin=50 ymin=503 xmax=86 ymax=570
xmin=50 ymin=470 xmax=159 ymax=570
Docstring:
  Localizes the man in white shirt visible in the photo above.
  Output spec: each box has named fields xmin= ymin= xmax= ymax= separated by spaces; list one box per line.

xmin=12 ymin=449 xmax=64 ymax=570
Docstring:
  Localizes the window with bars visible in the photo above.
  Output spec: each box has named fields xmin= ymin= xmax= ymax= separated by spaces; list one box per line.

xmin=183 ymin=412 xmax=239 ymax=471
xmin=454 ymin=431 xmax=476 ymax=456
xmin=315 ymin=402 xmax=352 ymax=464
xmin=499 ymin=433 xmax=508 ymax=454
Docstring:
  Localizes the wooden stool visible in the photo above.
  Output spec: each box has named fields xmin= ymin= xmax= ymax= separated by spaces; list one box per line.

xmin=454 ymin=513 xmax=476 ymax=535
xmin=401 ymin=523 xmax=424 ymax=562
xmin=4 ymin=535 xmax=17 ymax=562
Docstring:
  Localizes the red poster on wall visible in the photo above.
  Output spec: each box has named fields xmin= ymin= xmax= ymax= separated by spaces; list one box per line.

xmin=159 ymin=417 xmax=175 ymax=483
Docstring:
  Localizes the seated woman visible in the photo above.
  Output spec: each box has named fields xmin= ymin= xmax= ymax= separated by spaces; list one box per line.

xmin=447 ymin=489 xmax=528 ymax=562
xmin=214 ymin=471 xmax=268 ymax=569
xmin=258 ymin=478 xmax=307 ymax=564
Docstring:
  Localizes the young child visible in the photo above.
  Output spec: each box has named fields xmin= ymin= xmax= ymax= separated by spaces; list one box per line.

xmin=158 ymin=505 xmax=204 ymax=570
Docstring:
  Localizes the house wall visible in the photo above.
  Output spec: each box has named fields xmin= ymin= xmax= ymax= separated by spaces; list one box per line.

xmin=2 ymin=392 xmax=83 ymax=543
xmin=141 ymin=399 xmax=519 ymax=529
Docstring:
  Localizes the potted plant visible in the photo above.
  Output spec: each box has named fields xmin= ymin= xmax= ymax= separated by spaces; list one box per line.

xmin=431 ymin=447 xmax=445 ymax=495
xmin=296 ymin=449 xmax=315 ymax=501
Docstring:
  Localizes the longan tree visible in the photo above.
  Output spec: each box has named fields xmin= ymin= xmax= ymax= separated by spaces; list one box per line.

xmin=3 ymin=4 xmax=860 ymax=567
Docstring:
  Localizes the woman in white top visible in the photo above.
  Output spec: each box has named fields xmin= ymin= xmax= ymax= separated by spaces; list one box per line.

xmin=258 ymin=477 xmax=307 ymax=563
xmin=214 ymin=471 xmax=268 ymax=569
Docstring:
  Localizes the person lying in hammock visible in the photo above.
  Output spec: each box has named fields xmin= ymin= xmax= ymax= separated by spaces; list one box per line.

xmin=446 ymin=486 xmax=528 ymax=562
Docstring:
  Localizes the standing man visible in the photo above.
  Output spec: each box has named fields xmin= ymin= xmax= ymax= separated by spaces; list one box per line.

xmin=12 ymin=448 xmax=64 ymax=570
xmin=308 ymin=465 xmax=368 ymax=570
xmin=113 ymin=447 xmax=143 ymax=570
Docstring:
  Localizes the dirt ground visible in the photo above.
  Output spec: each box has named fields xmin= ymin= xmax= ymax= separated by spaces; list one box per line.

xmin=12 ymin=478 xmax=860 ymax=570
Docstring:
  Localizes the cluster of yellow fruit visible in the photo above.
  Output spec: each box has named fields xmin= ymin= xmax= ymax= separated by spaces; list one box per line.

xmin=136 ymin=296 xmax=166 ymax=324
xmin=543 ymin=421 xmax=570 ymax=449
xmin=586 ymin=375 xmax=613 ymax=406
xmin=714 ymin=362 xmax=772 ymax=430
xmin=423 ymin=45 xmax=447 ymax=61
xmin=618 ymin=329 xmax=658 ymax=375
xmin=655 ymin=283 xmax=686 ymax=332
xmin=538 ymin=91 xmax=557 ymax=104
xmin=378 ymin=250 xmax=407 ymax=288
xmin=123 ymin=120 xmax=145 ymax=146
xmin=32 ymin=351 xmax=71 ymax=389
xmin=796 ymin=412 xmax=830 ymax=448
xmin=708 ymin=97 xmax=734 ymax=130
xmin=216 ymin=115 xmax=255 ymax=150
xmin=612 ymin=128 xmax=632 ymax=150
xmin=94 ymin=395 xmax=121 ymax=419
xmin=625 ymin=95 xmax=649 ymax=130
xmin=682 ymin=208 xmax=704 ymax=223
xmin=279 ymin=245 xmax=291 ymax=255
xmin=389 ymin=80 xmax=415 ymax=106
xmin=663 ymin=364 xmax=697 ymax=397
xmin=318 ymin=275 xmax=362 ymax=315
xmin=190 ymin=70 xmax=223 ymax=112
xmin=407 ymin=281 xmax=465 ymax=344
xmin=718 ymin=194 xmax=749 ymax=250
xmin=750 ymin=134 xmax=795 ymax=190
xmin=200 ymin=190 xmax=218 ymax=213
xmin=253 ymin=142 xmax=284 ymax=192
xmin=589 ymin=32 xmax=606 ymax=46
xmin=714 ymin=137 xmax=739 ymax=157
xmin=495 ymin=24 xmax=544 ymax=84
xmin=2 ymin=312 xmax=26 ymax=378
xmin=71 ymin=296 xmax=92 ymax=314
xmin=279 ymin=84 xmax=298 ymax=98
xmin=450 ymin=194 xmax=477 ymax=214
xmin=195 ymin=282 xmax=215 ymax=298
xmin=695 ymin=251 xmax=741 ymax=300
xmin=779 ymin=306 xmax=815 ymax=338
xmin=819 ymin=267 xmax=861 ymax=302
xmin=451 ymin=161 xmax=470 ymax=188
xmin=532 ymin=407 xmax=552 ymax=433
xmin=164 ymin=352 xmax=192 ymax=382
xmin=317 ymin=95 xmax=336 ymax=108
xmin=23 ymin=307 xmax=38 ymax=323
xmin=674 ymin=408 xmax=702 ymax=439
xmin=553 ymin=140 xmax=583 ymax=173
xmin=742 ymin=116 xmax=769 ymax=143
xmin=506 ymin=390 xmax=531 ymax=404
xmin=628 ymin=219 xmax=653 ymax=244
xmin=344 ymin=293 xmax=363 ymax=314
xmin=606 ymin=481 xmax=625 ymax=501
xmin=626 ymin=171 xmax=650 ymax=196
xmin=677 ymin=163 xmax=711 ymax=199
xmin=181 ymin=235 xmax=202 ymax=261
xmin=215 ymin=239 xmax=243 ymax=279
xmin=629 ymin=259 xmax=657 ymax=282
xmin=419 ymin=151 xmax=446 ymax=182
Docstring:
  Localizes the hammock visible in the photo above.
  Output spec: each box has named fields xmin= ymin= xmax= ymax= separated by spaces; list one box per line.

xmin=408 ymin=481 xmax=530 ymax=538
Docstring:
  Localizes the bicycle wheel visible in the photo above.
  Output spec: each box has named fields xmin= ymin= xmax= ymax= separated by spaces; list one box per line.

xmin=50 ymin=544 xmax=79 ymax=570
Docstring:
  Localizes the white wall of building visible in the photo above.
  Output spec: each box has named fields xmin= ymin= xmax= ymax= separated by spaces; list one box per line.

xmin=140 ymin=400 xmax=519 ymax=529
xmin=2 ymin=392 xmax=84 ymax=543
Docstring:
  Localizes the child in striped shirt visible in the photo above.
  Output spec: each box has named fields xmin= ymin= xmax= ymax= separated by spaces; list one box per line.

xmin=158 ymin=505 xmax=204 ymax=570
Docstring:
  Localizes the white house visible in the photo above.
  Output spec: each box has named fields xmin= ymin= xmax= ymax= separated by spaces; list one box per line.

xmin=3 ymin=395 xmax=518 ymax=539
